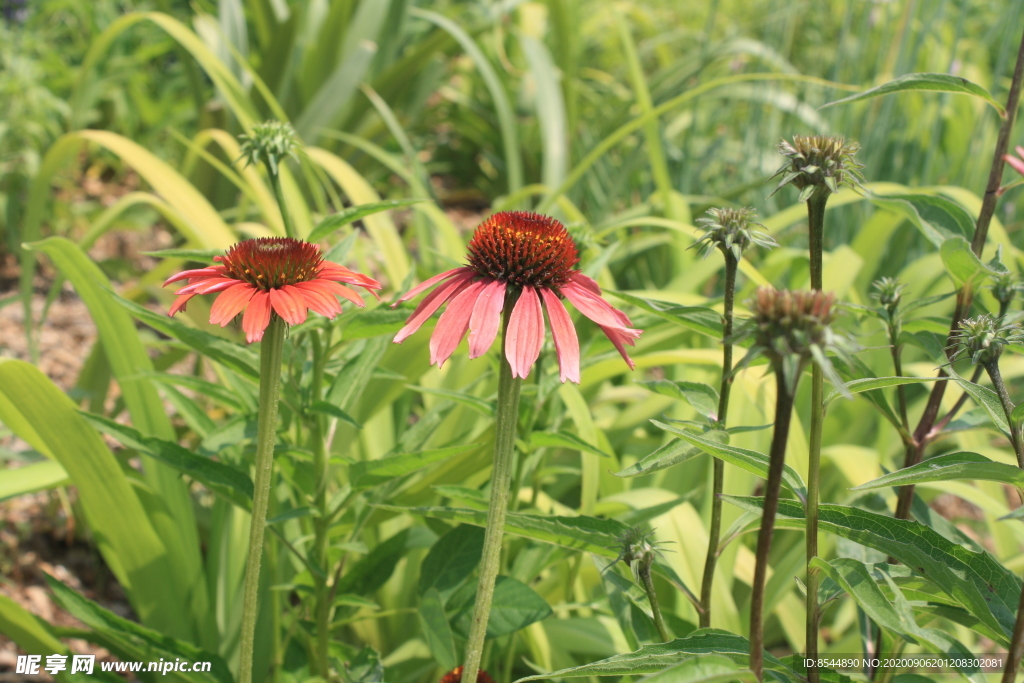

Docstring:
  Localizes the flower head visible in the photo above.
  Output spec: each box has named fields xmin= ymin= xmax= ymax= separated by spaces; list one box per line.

xmin=438 ymin=667 xmax=495 ymax=683
xmin=239 ymin=121 xmax=299 ymax=176
xmin=871 ymin=277 xmax=905 ymax=313
xmin=991 ymin=271 xmax=1024 ymax=309
xmin=735 ymin=287 xmax=852 ymax=394
xmin=770 ymin=135 xmax=864 ymax=201
xmin=607 ymin=527 xmax=669 ymax=581
xmin=163 ymin=237 xmax=381 ymax=343
xmin=693 ymin=207 xmax=777 ymax=261
xmin=947 ymin=315 xmax=1024 ymax=365
xmin=392 ymin=211 xmax=642 ymax=383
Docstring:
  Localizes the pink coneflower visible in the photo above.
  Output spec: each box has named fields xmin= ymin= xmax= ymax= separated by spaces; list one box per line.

xmin=392 ymin=211 xmax=641 ymax=383
xmin=163 ymin=237 xmax=381 ymax=342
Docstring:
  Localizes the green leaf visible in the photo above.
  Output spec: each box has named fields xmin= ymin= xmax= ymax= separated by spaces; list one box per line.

xmin=940 ymin=236 xmax=994 ymax=286
xmin=45 ymin=575 xmax=231 ymax=683
xmin=652 ymin=421 xmax=807 ymax=502
xmin=143 ymin=372 xmax=245 ymax=411
xmin=339 ymin=307 xmax=409 ymax=340
xmin=722 ymin=496 xmax=1021 ymax=643
xmin=114 ymin=293 xmax=260 ymax=380
xmin=851 ymin=451 xmax=1024 ymax=491
xmin=0 ymin=460 xmax=69 ymax=501
xmin=639 ymin=380 xmax=720 ymax=420
xmin=141 ymin=248 xmax=223 ymax=261
xmin=870 ymin=193 xmax=975 ymax=249
xmin=824 ymin=376 xmax=939 ymax=405
xmin=418 ymin=588 xmax=458 ymax=671
xmin=81 ymin=412 xmax=254 ymax=507
xmin=407 ymin=386 xmax=495 ymax=416
xmin=418 ymin=524 xmax=484 ymax=600
xmin=820 ymin=72 xmax=1006 ymax=117
xmin=0 ymin=360 xmax=186 ymax=637
xmin=309 ymin=400 xmax=362 ymax=428
xmin=0 ymin=593 xmax=93 ymax=683
xmin=1010 ymin=400 xmax=1024 ymax=436
xmin=349 ymin=444 xmax=478 ymax=490
xmin=613 ymin=439 xmax=705 ymax=478
xmin=448 ymin=576 xmax=552 ymax=639
xmin=811 ymin=558 xmax=919 ymax=642
xmin=529 ymin=430 xmax=612 ymax=458
xmin=334 ymin=528 xmax=433 ymax=597
xmin=948 ymin=368 xmax=1011 ymax=437
xmin=308 ymin=199 xmax=428 ymax=243
xmin=608 ymin=291 xmax=722 ymax=338
xmin=638 ymin=656 xmax=757 ymax=683
xmin=513 ymin=629 xmax=793 ymax=681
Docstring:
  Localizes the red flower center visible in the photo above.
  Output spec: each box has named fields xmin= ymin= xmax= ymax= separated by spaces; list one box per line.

xmin=221 ymin=237 xmax=323 ymax=290
xmin=466 ymin=211 xmax=578 ymax=289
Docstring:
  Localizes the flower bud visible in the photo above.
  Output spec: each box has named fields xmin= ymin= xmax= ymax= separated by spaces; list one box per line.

xmin=238 ymin=120 xmax=300 ymax=176
xmin=770 ymin=135 xmax=865 ymax=202
xmin=871 ymin=277 xmax=905 ymax=312
xmin=748 ymin=287 xmax=838 ymax=361
xmin=694 ymin=207 xmax=777 ymax=261
xmin=991 ymin=272 xmax=1023 ymax=308
xmin=948 ymin=315 xmax=1024 ymax=366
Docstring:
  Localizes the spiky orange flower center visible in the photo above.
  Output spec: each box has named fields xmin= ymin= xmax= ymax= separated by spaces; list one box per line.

xmin=466 ymin=211 xmax=579 ymax=289
xmin=221 ymin=237 xmax=323 ymax=290
xmin=438 ymin=667 xmax=495 ymax=683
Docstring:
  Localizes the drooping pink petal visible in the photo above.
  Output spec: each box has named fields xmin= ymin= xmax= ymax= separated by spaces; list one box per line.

xmin=209 ymin=283 xmax=257 ymax=326
xmin=505 ymin=287 xmax=545 ymax=379
xmin=243 ymin=291 xmax=272 ymax=343
xmin=569 ymin=271 xmax=603 ymax=295
xmin=392 ymin=267 xmax=474 ymax=305
xmin=561 ymin=281 xmax=640 ymax=334
xmin=468 ymin=279 xmax=506 ymax=359
xmin=270 ymin=285 xmax=308 ymax=325
xmin=540 ymin=288 xmax=580 ymax=384
xmin=169 ymin=293 xmax=195 ymax=316
xmin=430 ymin=281 xmax=486 ymax=367
xmin=1006 ymin=152 xmax=1024 ymax=176
xmin=319 ymin=263 xmax=382 ymax=290
xmin=309 ymin=278 xmax=365 ymax=308
xmin=293 ymin=281 xmax=344 ymax=317
xmin=600 ymin=324 xmax=639 ymax=370
xmin=163 ymin=266 xmax=226 ymax=286
xmin=393 ymin=271 xmax=476 ymax=343
xmin=176 ymin=277 xmax=238 ymax=296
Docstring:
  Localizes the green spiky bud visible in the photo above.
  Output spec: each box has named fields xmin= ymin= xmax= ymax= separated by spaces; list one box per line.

xmin=693 ymin=207 xmax=777 ymax=261
xmin=610 ymin=527 xmax=668 ymax=581
xmin=770 ymin=135 xmax=865 ymax=202
xmin=238 ymin=120 xmax=300 ymax=176
xmin=871 ymin=277 xmax=905 ymax=312
xmin=948 ymin=315 xmax=1024 ymax=366
xmin=748 ymin=287 xmax=838 ymax=361
xmin=990 ymin=272 xmax=1024 ymax=308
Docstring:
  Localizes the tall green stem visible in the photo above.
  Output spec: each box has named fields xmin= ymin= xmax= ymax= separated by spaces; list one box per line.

xmin=985 ymin=361 xmax=1024 ymax=468
xmin=750 ymin=374 xmax=797 ymax=682
xmin=309 ymin=330 xmax=332 ymax=678
xmin=700 ymin=252 xmax=737 ymax=628
xmin=238 ymin=316 xmax=287 ymax=683
xmin=805 ymin=188 xmax=828 ymax=683
xmin=270 ymin=171 xmax=298 ymax=240
xmin=639 ymin=557 xmax=671 ymax=642
xmin=460 ymin=319 xmax=523 ymax=683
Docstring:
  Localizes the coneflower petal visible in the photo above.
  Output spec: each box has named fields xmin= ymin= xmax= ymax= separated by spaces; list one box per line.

xmin=541 ymin=288 xmax=580 ymax=384
xmin=293 ymin=281 xmax=344 ymax=317
xmin=468 ymin=279 xmax=506 ymax=359
xmin=270 ymin=286 xmax=308 ymax=325
xmin=506 ymin=287 xmax=545 ymax=379
xmin=310 ymin=279 xmax=365 ymax=308
xmin=569 ymin=271 xmax=603 ymax=295
xmin=175 ymin=276 xmax=235 ymax=295
xmin=169 ymin=293 xmax=195 ymax=316
xmin=393 ymin=267 xmax=473 ymax=305
xmin=430 ymin=281 xmax=486 ymax=367
xmin=600 ymin=325 xmax=639 ymax=369
xmin=562 ymin=282 xmax=640 ymax=334
xmin=209 ymin=283 xmax=257 ymax=326
xmin=163 ymin=266 xmax=225 ymax=286
xmin=394 ymin=272 xmax=476 ymax=343
xmin=243 ymin=291 xmax=272 ymax=343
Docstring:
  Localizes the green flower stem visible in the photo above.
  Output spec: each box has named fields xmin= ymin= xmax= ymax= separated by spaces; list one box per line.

xmin=700 ymin=251 xmax=737 ymax=628
xmin=238 ymin=315 xmax=287 ymax=683
xmin=270 ymin=170 xmax=298 ymax=240
xmin=805 ymin=188 xmax=829 ymax=683
xmin=750 ymin=374 xmax=798 ymax=683
xmin=1001 ymin=583 xmax=1024 ymax=683
xmin=460 ymin=320 xmax=523 ymax=683
xmin=310 ymin=329 xmax=332 ymax=678
xmin=639 ymin=557 xmax=671 ymax=642
xmin=985 ymin=360 xmax=1024 ymax=468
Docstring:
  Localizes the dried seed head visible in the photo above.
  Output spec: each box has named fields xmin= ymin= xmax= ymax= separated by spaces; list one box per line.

xmin=693 ymin=207 xmax=777 ymax=261
xmin=438 ymin=667 xmax=496 ymax=683
xmin=770 ymin=135 xmax=864 ymax=202
xmin=238 ymin=120 xmax=299 ymax=175
xmin=948 ymin=315 xmax=1024 ymax=366
xmin=871 ymin=277 xmax=905 ymax=312
xmin=466 ymin=211 xmax=579 ymax=289
xmin=219 ymin=237 xmax=323 ymax=290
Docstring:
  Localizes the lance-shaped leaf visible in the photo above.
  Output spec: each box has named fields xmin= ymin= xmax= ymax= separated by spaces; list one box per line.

xmin=940 ymin=236 xmax=995 ymax=287
xmin=349 ymin=444 xmax=480 ymax=490
xmin=530 ymin=430 xmax=612 ymax=458
xmin=824 ymin=376 xmax=939 ymax=406
xmin=852 ymin=451 xmax=1024 ymax=491
xmin=308 ymin=199 xmax=428 ymax=242
xmin=639 ymin=380 xmax=720 ymax=421
xmin=653 ymin=421 xmax=807 ymax=502
xmin=723 ymin=496 xmax=1020 ymax=644
xmin=609 ymin=291 xmax=722 ymax=338
xmin=948 ymin=368 xmax=1011 ymax=437
xmin=448 ymin=576 xmax=552 ymax=638
xmin=513 ymin=629 xmax=793 ymax=682
xmin=820 ymin=72 xmax=1005 ymax=117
